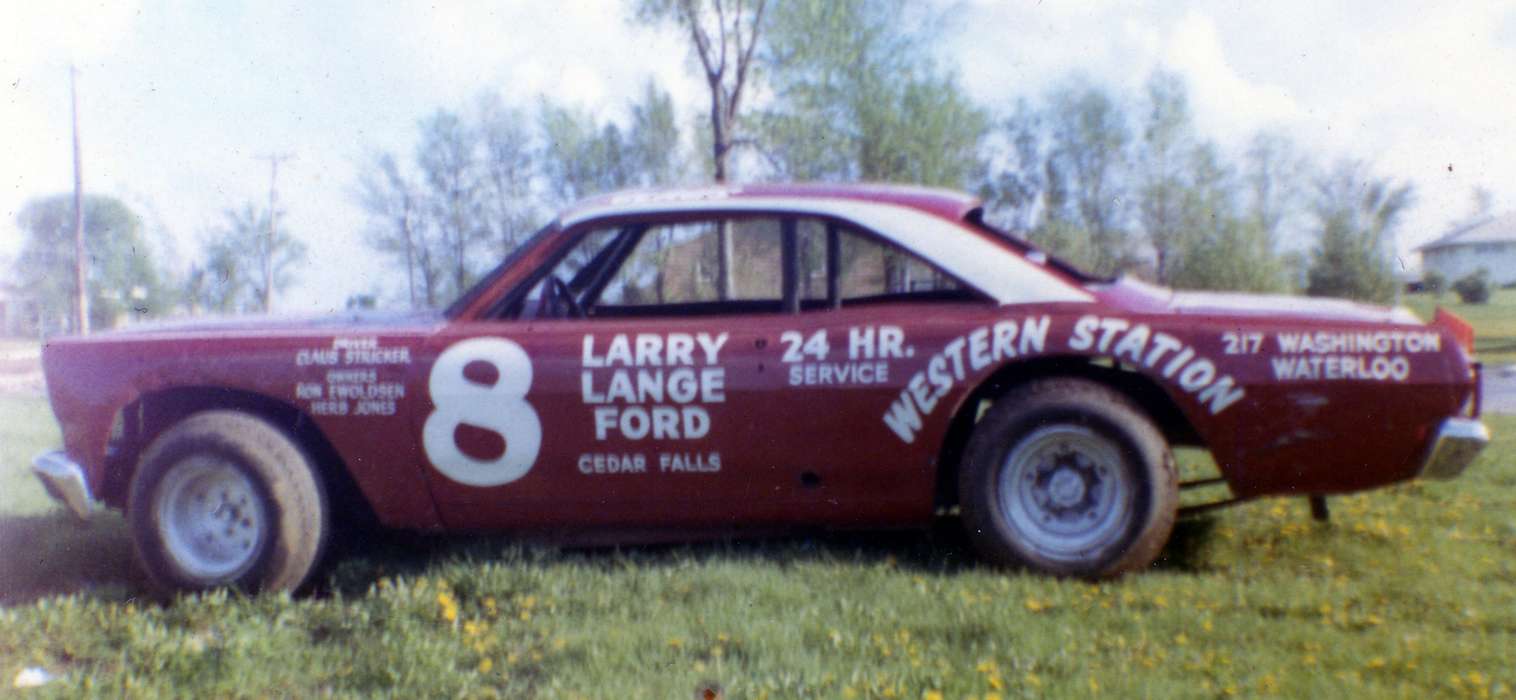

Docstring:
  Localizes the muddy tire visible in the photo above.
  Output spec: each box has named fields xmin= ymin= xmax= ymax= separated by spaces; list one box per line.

xmin=959 ymin=378 xmax=1177 ymax=578
xmin=128 ymin=410 xmax=328 ymax=594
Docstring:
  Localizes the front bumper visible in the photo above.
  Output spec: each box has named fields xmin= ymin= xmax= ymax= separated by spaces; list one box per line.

xmin=31 ymin=451 xmax=97 ymax=520
xmin=1418 ymin=418 xmax=1490 ymax=480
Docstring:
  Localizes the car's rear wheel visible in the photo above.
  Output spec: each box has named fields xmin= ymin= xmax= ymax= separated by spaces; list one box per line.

xmin=128 ymin=410 xmax=328 ymax=594
xmin=959 ymin=378 xmax=1177 ymax=577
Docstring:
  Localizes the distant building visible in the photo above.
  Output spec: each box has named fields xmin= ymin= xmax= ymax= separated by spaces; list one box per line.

xmin=1417 ymin=213 xmax=1516 ymax=287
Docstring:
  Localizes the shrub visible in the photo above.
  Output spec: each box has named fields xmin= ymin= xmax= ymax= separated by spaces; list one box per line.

xmin=1422 ymin=270 xmax=1446 ymax=297
xmin=1452 ymin=268 xmax=1491 ymax=304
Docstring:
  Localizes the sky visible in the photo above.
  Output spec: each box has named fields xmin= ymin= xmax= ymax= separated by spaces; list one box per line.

xmin=3 ymin=1 xmax=1514 ymax=312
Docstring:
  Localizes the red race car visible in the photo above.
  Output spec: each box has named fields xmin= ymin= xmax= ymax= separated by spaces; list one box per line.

xmin=33 ymin=183 xmax=1489 ymax=592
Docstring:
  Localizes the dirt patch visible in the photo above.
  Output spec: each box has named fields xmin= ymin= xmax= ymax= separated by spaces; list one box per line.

xmin=0 ymin=512 xmax=146 ymax=605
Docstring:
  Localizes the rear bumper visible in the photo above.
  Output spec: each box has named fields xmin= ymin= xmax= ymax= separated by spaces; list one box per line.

xmin=1418 ymin=418 xmax=1490 ymax=480
xmin=31 ymin=451 xmax=97 ymax=520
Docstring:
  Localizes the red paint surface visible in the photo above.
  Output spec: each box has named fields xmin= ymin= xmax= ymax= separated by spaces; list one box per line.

xmin=40 ymin=185 xmax=1477 ymax=534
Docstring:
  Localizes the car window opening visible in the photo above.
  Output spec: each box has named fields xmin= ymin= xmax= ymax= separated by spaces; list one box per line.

xmin=497 ymin=214 xmax=985 ymax=321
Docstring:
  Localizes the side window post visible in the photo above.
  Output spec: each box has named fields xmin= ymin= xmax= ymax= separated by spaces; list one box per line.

xmin=781 ymin=217 xmax=799 ymax=314
xmin=825 ymin=222 xmax=842 ymax=310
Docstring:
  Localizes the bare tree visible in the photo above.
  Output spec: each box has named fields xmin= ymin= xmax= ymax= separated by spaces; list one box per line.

xmin=358 ymin=153 xmax=432 ymax=307
xmin=416 ymin=109 xmax=484 ymax=297
xmin=476 ymin=93 xmax=538 ymax=259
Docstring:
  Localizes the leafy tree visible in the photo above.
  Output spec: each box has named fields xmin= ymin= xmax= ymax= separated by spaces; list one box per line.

xmin=539 ymin=104 xmax=639 ymax=203
xmin=1042 ymin=78 xmax=1136 ymax=276
xmin=12 ymin=193 xmax=171 ymax=332
xmin=1306 ymin=160 xmax=1413 ymax=303
xmin=539 ymin=84 xmax=685 ymax=204
xmin=759 ymin=0 xmax=987 ymax=187
xmin=1166 ymin=143 xmax=1285 ymax=293
xmin=197 ymin=203 xmax=308 ymax=313
xmin=1136 ymin=70 xmax=1192 ymax=283
xmin=1242 ymin=129 xmax=1307 ymax=245
xmin=627 ymin=80 xmax=685 ymax=187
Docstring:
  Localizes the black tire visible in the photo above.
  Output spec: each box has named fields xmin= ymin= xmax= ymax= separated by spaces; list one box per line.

xmin=127 ymin=410 xmax=329 ymax=594
xmin=959 ymin=378 xmax=1177 ymax=578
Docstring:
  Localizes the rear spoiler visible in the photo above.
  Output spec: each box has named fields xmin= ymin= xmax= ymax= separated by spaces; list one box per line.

xmin=1432 ymin=307 xmax=1475 ymax=355
xmin=1433 ymin=307 xmax=1482 ymax=417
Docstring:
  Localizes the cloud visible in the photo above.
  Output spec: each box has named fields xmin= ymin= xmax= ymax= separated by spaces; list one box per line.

xmin=1160 ymin=12 xmax=1304 ymax=142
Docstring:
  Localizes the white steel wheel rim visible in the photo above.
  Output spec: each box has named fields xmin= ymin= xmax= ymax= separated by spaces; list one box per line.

xmin=997 ymin=424 xmax=1136 ymax=563
xmin=155 ymin=455 xmax=268 ymax=581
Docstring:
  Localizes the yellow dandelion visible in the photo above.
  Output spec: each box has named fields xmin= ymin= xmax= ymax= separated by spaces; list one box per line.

xmin=1025 ymin=673 xmax=1042 ymax=688
xmin=922 ymin=691 xmax=943 ymax=700
xmin=988 ymin=674 xmax=1004 ymax=690
xmin=1088 ymin=676 xmax=1100 ymax=694
xmin=1024 ymin=598 xmax=1046 ymax=613
xmin=667 ymin=637 xmax=684 ymax=650
xmin=976 ymin=659 xmax=997 ymax=674
xmin=1366 ymin=657 xmax=1386 ymax=669
xmin=477 ymin=657 xmax=494 ymax=674
xmin=1174 ymin=633 xmax=1189 ymax=646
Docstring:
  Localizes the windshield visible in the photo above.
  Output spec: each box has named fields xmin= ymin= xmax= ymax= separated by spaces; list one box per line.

xmin=442 ymin=222 xmax=559 ymax=319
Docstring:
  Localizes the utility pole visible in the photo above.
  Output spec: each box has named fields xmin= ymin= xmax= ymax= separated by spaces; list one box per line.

xmin=257 ymin=153 xmax=294 ymax=312
xmin=70 ymin=65 xmax=89 ymax=334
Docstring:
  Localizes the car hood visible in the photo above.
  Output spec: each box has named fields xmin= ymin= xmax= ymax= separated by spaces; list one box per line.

xmin=1093 ymin=277 xmax=1422 ymax=325
xmin=100 ymin=309 xmax=445 ymax=337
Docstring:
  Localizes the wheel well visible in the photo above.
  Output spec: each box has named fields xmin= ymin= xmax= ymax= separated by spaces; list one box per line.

xmin=933 ymin=356 xmax=1204 ymax=508
xmin=102 ymin=387 xmax=378 ymax=530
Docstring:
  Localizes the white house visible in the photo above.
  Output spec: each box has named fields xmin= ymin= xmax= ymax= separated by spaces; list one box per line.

xmin=1418 ymin=213 xmax=1516 ymax=287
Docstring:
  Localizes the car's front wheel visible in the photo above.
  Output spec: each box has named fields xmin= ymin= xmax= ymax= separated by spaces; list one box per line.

xmin=959 ymin=378 xmax=1177 ymax=577
xmin=127 ymin=410 xmax=328 ymax=594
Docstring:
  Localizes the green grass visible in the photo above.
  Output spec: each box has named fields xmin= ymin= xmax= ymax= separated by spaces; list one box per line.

xmin=1 ymin=393 xmax=1513 ymax=698
xmin=1404 ymin=287 xmax=1516 ymax=366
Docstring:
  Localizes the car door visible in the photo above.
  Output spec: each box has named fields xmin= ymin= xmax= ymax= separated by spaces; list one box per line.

xmin=410 ymin=216 xmax=817 ymax=531
xmin=743 ymin=219 xmax=997 ymax=525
